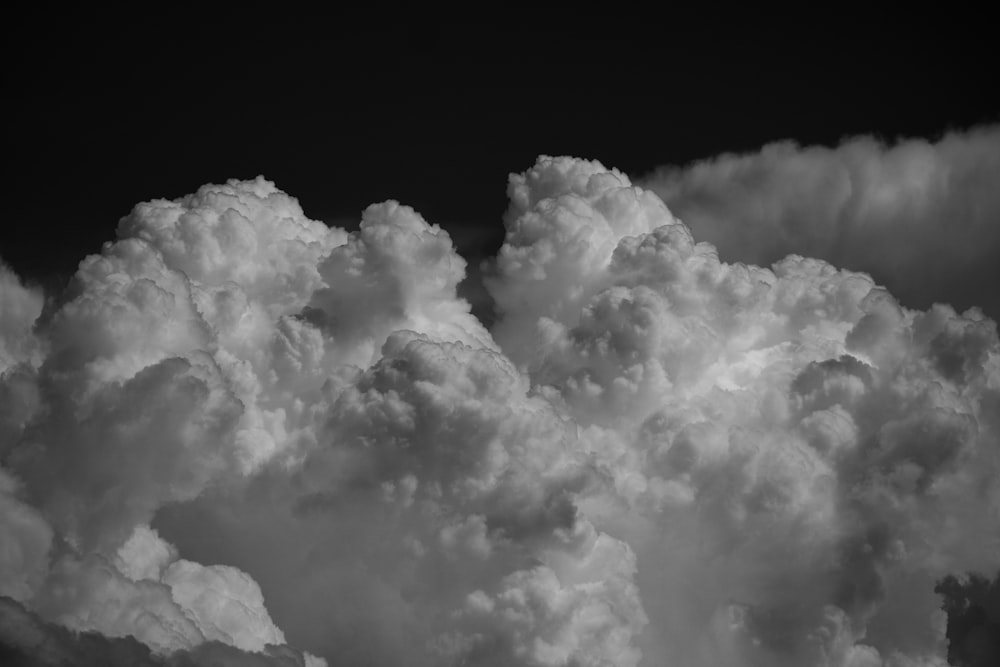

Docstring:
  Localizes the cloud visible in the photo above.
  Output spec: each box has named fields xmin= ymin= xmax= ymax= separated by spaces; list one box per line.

xmin=2 ymin=155 xmax=998 ymax=666
xmin=0 ymin=470 xmax=52 ymax=603
xmin=0 ymin=262 xmax=44 ymax=375
xmin=153 ymin=329 xmax=644 ymax=665
xmin=308 ymin=200 xmax=495 ymax=366
xmin=486 ymin=156 xmax=1000 ymax=665
xmin=0 ymin=595 xmax=325 ymax=667
xmin=487 ymin=156 xmax=678 ymax=366
xmin=0 ymin=178 xmax=347 ymax=664
xmin=638 ymin=125 xmax=1000 ymax=319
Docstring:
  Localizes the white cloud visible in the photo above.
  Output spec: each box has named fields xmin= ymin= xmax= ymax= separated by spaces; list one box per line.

xmin=639 ymin=124 xmax=1000 ymax=318
xmin=486 ymin=155 xmax=1000 ymax=665
xmin=487 ymin=155 xmax=677 ymax=368
xmin=309 ymin=200 xmax=495 ymax=366
xmin=2 ymin=154 xmax=998 ymax=666
xmin=162 ymin=559 xmax=286 ymax=652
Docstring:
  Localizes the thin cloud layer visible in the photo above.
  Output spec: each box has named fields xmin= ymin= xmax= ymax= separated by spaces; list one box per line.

xmin=639 ymin=125 xmax=1000 ymax=319
xmin=1 ymin=155 xmax=998 ymax=666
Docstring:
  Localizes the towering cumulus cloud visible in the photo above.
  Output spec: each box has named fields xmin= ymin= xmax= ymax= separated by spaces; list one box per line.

xmin=639 ymin=125 xmax=1000 ymax=319
xmin=1 ymin=156 xmax=998 ymax=666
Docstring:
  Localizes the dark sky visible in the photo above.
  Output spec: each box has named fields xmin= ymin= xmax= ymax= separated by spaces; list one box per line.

xmin=4 ymin=12 xmax=998 ymax=288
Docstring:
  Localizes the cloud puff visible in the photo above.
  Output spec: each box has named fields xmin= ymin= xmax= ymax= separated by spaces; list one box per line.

xmin=152 ymin=329 xmax=644 ymax=665
xmin=117 ymin=176 xmax=344 ymax=315
xmin=2 ymin=154 xmax=998 ymax=666
xmin=487 ymin=156 xmax=678 ymax=368
xmin=0 ymin=178 xmax=350 ymax=663
xmin=308 ymin=200 xmax=495 ymax=367
xmin=3 ymin=173 xmax=642 ymax=665
xmin=487 ymin=156 xmax=1000 ymax=666
xmin=639 ymin=125 xmax=1000 ymax=319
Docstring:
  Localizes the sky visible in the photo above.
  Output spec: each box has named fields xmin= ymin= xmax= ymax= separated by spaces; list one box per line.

xmin=2 ymin=12 xmax=999 ymax=667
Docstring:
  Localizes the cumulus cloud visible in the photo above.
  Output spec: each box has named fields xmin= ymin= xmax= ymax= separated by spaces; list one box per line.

xmin=639 ymin=125 xmax=1000 ymax=319
xmin=486 ymin=156 xmax=999 ymax=665
xmin=1 ymin=154 xmax=998 ymax=666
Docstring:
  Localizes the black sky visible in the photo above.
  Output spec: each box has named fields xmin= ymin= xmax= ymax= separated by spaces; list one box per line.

xmin=4 ymin=12 xmax=998 ymax=292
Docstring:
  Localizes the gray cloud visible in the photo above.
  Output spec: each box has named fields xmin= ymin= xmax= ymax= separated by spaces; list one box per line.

xmin=0 ymin=595 xmax=321 ymax=667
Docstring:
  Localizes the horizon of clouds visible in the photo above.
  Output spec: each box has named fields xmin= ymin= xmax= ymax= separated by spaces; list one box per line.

xmin=0 ymin=145 xmax=998 ymax=665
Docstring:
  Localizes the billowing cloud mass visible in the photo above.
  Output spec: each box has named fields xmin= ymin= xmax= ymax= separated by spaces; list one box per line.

xmin=1 ymin=154 xmax=998 ymax=666
xmin=639 ymin=125 xmax=1000 ymax=319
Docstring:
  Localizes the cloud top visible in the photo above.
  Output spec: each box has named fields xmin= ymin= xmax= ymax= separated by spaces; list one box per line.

xmin=639 ymin=124 xmax=1000 ymax=318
